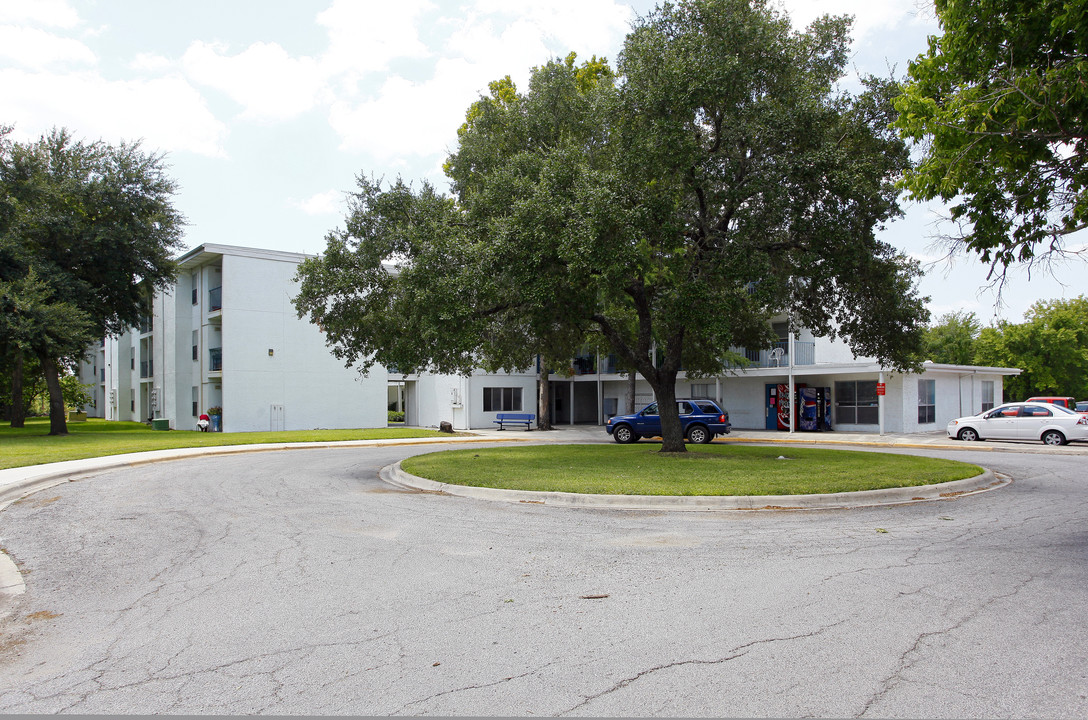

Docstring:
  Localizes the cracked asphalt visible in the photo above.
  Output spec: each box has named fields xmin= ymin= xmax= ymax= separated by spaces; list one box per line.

xmin=0 ymin=441 xmax=1086 ymax=717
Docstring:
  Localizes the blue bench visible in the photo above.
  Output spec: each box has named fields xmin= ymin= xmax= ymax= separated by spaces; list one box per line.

xmin=494 ymin=413 xmax=535 ymax=430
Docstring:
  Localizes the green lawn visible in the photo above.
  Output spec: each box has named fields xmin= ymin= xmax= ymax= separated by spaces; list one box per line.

xmin=400 ymin=444 xmax=983 ymax=496
xmin=0 ymin=418 xmax=450 ymax=470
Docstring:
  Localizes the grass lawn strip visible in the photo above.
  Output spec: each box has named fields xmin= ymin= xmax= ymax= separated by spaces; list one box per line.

xmin=0 ymin=418 xmax=450 ymax=470
xmin=400 ymin=444 xmax=982 ymax=496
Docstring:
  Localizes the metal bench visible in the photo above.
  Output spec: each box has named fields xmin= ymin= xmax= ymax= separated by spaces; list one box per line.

xmin=494 ymin=413 xmax=535 ymax=430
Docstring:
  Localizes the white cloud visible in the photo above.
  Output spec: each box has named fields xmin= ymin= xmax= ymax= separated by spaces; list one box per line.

xmin=131 ymin=52 xmax=174 ymax=73
xmin=775 ymin=0 xmax=935 ymax=42
xmin=328 ymin=56 xmax=498 ymax=160
xmin=291 ymin=189 xmax=345 ymax=216
xmin=326 ymin=0 xmax=636 ymax=162
xmin=0 ymin=0 xmax=80 ymax=28
xmin=0 ymin=24 xmax=97 ymax=68
xmin=182 ymin=41 xmax=325 ymax=121
xmin=1 ymin=68 xmax=228 ymax=157
xmin=316 ymin=0 xmax=435 ymax=77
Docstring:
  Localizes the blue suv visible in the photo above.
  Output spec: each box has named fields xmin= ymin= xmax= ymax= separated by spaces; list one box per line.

xmin=606 ymin=399 xmax=731 ymax=444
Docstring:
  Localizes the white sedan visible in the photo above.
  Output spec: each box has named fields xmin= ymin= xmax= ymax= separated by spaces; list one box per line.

xmin=947 ymin=402 xmax=1088 ymax=446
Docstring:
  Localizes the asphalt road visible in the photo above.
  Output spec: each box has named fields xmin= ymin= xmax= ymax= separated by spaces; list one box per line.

xmin=0 ymin=442 xmax=1085 ymax=717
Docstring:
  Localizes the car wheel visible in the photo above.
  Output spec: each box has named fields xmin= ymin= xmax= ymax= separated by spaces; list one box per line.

xmin=686 ymin=425 xmax=712 ymax=444
xmin=957 ymin=427 xmax=979 ymax=442
xmin=1042 ymin=430 xmax=1066 ymax=446
xmin=613 ymin=424 xmax=637 ymax=444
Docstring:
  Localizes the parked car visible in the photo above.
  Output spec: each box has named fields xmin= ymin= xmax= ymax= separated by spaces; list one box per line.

xmin=606 ymin=399 xmax=731 ymax=444
xmin=1025 ymin=396 xmax=1077 ymax=410
xmin=947 ymin=402 xmax=1088 ymax=446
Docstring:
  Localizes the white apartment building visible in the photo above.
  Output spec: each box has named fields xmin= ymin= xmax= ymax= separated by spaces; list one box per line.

xmin=79 ymin=243 xmax=1019 ymax=435
xmin=80 ymin=244 xmax=388 ymax=432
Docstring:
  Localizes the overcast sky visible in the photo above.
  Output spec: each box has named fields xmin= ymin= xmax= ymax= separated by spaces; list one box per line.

xmin=2 ymin=0 xmax=1084 ymax=325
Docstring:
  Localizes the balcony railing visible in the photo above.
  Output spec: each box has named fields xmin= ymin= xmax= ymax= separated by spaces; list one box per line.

xmin=729 ymin=340 xmax=815 ymax=368
xmin=209 ymin=286 xmax=222 ymax=312
xmin=209 ymin=347 xmax=222 ymax=372
xmin=569 ymin=354 xmax=620 ymax=375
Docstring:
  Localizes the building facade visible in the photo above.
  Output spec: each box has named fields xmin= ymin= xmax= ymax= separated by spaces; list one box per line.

xmin=79 ymin=243 xmax=1019 ymax=435
xmin=80 ymin=244 xmax=388 ymax=432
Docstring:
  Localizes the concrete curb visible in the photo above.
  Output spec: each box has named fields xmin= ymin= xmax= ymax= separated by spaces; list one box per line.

xmin=380 ymin=462 xmax=1009 ymax=511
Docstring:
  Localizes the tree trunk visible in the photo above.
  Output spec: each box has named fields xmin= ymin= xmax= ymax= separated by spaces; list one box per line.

xmin=40 ymin=355 xmax=68 ymax=436
xmin=10 ymin=349 xmax=26 ymax=428
xmin=625 ymin=371 xmax=636 ymax=414
xmin=651 ymin=372 xmax=685 ymax=452
xmin=537 ymin=360 xmax=552 ymax=430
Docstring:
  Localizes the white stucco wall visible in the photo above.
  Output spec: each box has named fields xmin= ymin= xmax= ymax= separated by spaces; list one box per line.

xmin=215 ymin=253 xmax=387 ymax=432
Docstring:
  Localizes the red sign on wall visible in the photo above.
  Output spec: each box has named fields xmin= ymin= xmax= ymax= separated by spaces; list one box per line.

xmin=876 ymin=383 xmax=886 ymax=396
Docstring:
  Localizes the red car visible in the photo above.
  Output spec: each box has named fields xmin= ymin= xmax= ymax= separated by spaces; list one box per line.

xmin=1026 ymin=397 xmax=1087 ymax=416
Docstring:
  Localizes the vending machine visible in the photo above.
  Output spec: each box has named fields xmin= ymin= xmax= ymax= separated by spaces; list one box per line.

xmin=798 ymin=386 xmax=833 ymax=431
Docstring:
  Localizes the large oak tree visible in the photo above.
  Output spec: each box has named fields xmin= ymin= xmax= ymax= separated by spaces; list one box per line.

xmin=296 ymin=0 xmax=928 ymax=451
xmin=1 ymin=128 xmax=185 ymax=434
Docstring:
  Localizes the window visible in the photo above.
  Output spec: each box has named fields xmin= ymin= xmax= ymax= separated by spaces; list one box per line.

xmin=690 ymin=383 xmax=713 ymax=398
xmin=130 ymin=388 xmax=136 ymax=413
xmin=918 ymin=379 xmax=935 ymax=424
xmin=981 ymin=381 xmax=995 ymax=412
xmin=1021 ymin=405 xmax=1052 ymax=417
xmin=483 ymin=387 xmax=522 ymax=412
xmin=192 ymin=387 xmax=198 ymax=417
xmin=130 ymin=347 xmax=135 ymax=370
xmin=191 ymin=287 xmax=197 ymax=305
xmin=192 ymin=331 xmax=198 ymax=361
xmin=835 ymin=380 xmax=879 ymax=424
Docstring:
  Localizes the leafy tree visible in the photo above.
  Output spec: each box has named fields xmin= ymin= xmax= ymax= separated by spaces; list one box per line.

xmin=0 ymin=269 xmax=95 ymax=428
xmin=296 ymin=0 xmax=929 ymax=451
xmin=894 ymin=0 xmax=1088 ymax=279
xmin=0 ymin=128 xmax=184 ymax=434
xmin=922 ymin=310 xmax=982 ymax=364
xmin=973 ymin=296 xmax=1088 ymax=400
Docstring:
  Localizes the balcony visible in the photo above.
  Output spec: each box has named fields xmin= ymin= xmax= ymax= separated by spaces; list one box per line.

xmin=730 ymin=340 xmax=815 ymax=369
xmin=209 ymin=286 xmax=222 ymax=312
xmin=209 ymin=347 xmax=222 ymax=372
xmin=569 ymin=353 xmax=620 ymax=375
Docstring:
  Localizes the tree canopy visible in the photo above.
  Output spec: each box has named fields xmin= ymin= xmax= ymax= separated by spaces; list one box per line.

xmin=295 ymin=0 xmax=930 ymax=451
xmin=894 ymin=0 xmax=1088 ymax=279
xmin=922 ymin=310 xmax=983 ymax=365
xmin=0 ymin=127 xmax=185 ymax=433
xmin=973 ymin=296 xmax=1088 ymax=400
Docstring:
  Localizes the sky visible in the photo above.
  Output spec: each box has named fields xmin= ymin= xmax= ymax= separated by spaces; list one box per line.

xmin=2 ymin=0 xmax=1084 ymax=326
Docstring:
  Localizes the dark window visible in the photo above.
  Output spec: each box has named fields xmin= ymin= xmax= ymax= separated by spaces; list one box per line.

xmin=678 ymin=401 xmax=694 ymax=415
xmin=192 ymin=287 xmax=198 ymax=305
xmin=483 ymin=387 xmax=522 ymax=412
xmin=981 ymin=380 xmax=995 ymax=412
xmin=918 ymin=379 xmax=935 ymax=424
xmin=1021 ymin=405 xmax=1052 ymax=417
xmin=192 ymin=345 xmax=198 ymax=361
xmin=835 ymin=380 xmax=879 ymax=424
